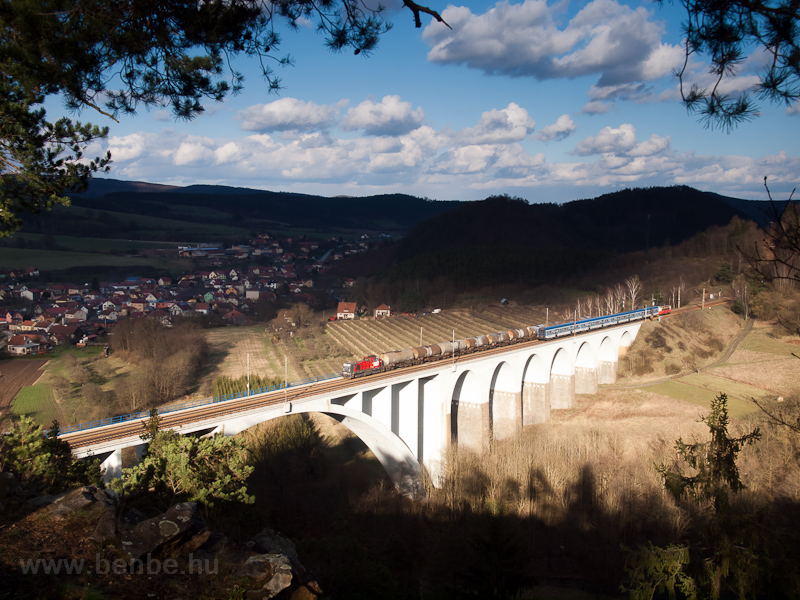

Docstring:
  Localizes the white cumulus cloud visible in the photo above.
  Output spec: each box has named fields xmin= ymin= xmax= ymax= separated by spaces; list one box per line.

xmin=423 ymin=0 xmax=682 ymax=92
xmin=573 ymin=123 xmax=638 ymax=155
xmin=458 ymin=103 xmax=535 ymax=144
xmin=535 ymin=114 xmax=577 ymax=142
xmin=238 ymin=98 xmax=340 ymax=132
xmin=341 ymin=95 xmax=426 ymax=136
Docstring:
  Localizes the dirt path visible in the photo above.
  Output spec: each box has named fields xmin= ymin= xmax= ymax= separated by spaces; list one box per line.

xmin=0 ymin=359 xmax=49 ymax=414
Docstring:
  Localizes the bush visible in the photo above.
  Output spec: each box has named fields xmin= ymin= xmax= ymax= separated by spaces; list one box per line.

xmin=0 ymin=416 xmax=102 ymax=493
xmin=665 ymin=363 xmax=681 ymax=375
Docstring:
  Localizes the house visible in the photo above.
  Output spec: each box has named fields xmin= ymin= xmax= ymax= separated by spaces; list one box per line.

xmin=374 ymin=304 xmax=391 ymax=318
xmin=20 ymin=288 xmax=41 ymax=301
xmin=193 ymin=302 xmax=211 ymax=315
xmin=7 ymin=334 xmax=47 ymax=354
xmin=147 ymin=309 xmax=170 ymax=324
xmin=336 ymin=302 xmax=357 ymax=320
xmin=223 ymin=310 xmax=247 ymax=326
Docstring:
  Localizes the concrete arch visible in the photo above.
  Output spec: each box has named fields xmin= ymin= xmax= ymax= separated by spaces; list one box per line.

xmin=550 ymin=347 xmax=575 ymax=409
xmin=450 ymin=370 xmax=487 ymax=452
xmin=575 ymin=341 xmax=598 ymax=394
xmin=220 ymin=402 xmax=422 ymax=496
xmin=597 ymin=336 xmax=618 ymax=383
xmin=489 ymin=361 xmax=521 ymax=441
xmin=619 ymin=330 xmax=635 ymax=357
xmin=522 ymin=354 xmax=550 ymax=425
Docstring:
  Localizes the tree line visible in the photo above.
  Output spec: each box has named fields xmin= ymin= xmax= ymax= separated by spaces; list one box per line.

xmin=111 ymin=318 xmax=207 ymax=411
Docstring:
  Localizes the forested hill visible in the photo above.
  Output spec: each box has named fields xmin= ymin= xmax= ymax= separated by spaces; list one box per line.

xmin=57 ymin=179 xmax=456 ymax=239
xmin=377 ymin=186 xmax=758 ymax=289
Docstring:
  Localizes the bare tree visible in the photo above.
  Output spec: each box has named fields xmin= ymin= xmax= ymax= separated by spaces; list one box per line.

xmin=614 ymin=284 xmax=626 ymax=313
xmin=732 ymin=279 xmax=751 ymax=320
xmin=748 ymin=180 xmax=799 ymax=292
xmin=604 ymin=288 xmax=615 ymax=315
xmin=625 ymin=275 xmax=642 ymax=310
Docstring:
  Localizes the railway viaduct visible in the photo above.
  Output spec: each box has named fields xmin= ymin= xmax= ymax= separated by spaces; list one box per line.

xmin=65 ymin=321 xmax=644 ymax=493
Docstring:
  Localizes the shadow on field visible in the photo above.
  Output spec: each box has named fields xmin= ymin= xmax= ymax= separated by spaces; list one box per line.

xmin=229 ymin=411 xmax=800 ymax=600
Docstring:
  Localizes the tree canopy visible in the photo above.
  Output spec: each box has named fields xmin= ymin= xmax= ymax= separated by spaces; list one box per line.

xmin=663 ymin=0 xmax=800 ymax=130
xmin=0 ymin=0 xmax=446 ymax=236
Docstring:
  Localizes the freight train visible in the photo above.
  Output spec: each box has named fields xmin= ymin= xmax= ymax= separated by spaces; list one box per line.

xmin=341 ymin=305 xmax=665 ymax=379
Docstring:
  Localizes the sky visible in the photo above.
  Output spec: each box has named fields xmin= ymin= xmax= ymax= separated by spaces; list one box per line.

xmin=68 ymin=0 xmax=800 ymax=204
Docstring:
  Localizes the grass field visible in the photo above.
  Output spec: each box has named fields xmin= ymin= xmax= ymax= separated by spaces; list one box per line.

xmin=5 ymin=233 xmax=171 ymax=254
xmin=11 ymin=384 xmax=64 ymax=426
xmin=0 ymin=247 xmax=156 ymax=270
xmin=646 ymin=379 xmax=758 ymax=417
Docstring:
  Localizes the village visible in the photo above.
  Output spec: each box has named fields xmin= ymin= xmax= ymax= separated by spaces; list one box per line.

xmin=0 ymin=232 xmax=398 ymax=356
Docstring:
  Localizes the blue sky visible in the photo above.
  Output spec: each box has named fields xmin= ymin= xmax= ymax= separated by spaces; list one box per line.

xmin=72 ymin=0 xmax=800 ymax=203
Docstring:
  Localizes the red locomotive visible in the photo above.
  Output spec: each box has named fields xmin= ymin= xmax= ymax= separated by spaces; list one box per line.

xmin=342 ymin=355 xmax=385 ymax=379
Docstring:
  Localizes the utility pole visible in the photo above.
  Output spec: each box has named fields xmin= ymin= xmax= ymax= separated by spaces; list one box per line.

xmin=420 ymin=326 xmax=423 ymax=347
xmin=247 ymin=353 xmax=250 ymax=394
xmin=702 ymin=287 xmax=706 ymax=309
xmin=451 ymin=330 xmax=456 ymax=371
xmin=678 ymin=287 xmax=681 ymax=309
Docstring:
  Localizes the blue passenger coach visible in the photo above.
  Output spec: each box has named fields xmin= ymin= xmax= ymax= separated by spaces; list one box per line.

xmin=536 ymin=306 xmax=661 ymax=340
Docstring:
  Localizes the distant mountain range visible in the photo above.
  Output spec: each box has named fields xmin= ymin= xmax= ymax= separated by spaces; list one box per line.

xmin=57 ymin=179 xmax=455 ymax=239
xmin=60 ymin=178 xmax=775 ymax=241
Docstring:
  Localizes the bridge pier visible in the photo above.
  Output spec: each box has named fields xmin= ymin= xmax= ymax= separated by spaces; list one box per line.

xmin=522 ymin=381 xmax=550 ymax=425
xmin=575 ymin=366 xmax=598 ymax=394
xmin=597 ymin=360 xmax=617 ymax=384
xmin=550 ymin=373 xmax=575 ymax=409
xmin=492 ymin=390 xmax=522 ymax=441
xmin=452 ymin=401 xmax=491 ymax=453
xmin=420 ymin=377 xmax=446 ymax=486
xmin=100 ymin=448 xmax=123 ymax=484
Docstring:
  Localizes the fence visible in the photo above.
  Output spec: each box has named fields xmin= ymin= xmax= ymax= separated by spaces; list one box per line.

xmin=55 ymin=371 xmax=341 ymax=436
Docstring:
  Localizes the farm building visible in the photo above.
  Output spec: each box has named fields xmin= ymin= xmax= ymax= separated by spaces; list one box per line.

xmin=336 ymin=302 xmax=357 ymax=320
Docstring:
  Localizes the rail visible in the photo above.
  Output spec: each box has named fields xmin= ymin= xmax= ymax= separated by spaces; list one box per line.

xmin=54 ymin=371 xmax=341 ymax=436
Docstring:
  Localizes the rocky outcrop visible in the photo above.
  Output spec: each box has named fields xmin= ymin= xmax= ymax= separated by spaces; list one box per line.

xmin=48 ymin=485 xmax=114 ymax=517
xmin=237 ymin=529 xmax=321 ymax=600
xmin=240 ymin=553 xmax=294 ymax=599
xmin=5 ymin=483 xmax=321 ymax=600
xmin=119 ymin=501 xmax=208 ymax=560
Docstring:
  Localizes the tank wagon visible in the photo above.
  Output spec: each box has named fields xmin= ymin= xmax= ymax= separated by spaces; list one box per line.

xmin=342 ymin=306 xmax=662 ymax=378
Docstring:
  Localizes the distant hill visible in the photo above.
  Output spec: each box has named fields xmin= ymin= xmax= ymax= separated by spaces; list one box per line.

xmin=35 ymin=179 xmax=459 ymax=241
xmin=374 ymin=186 xmax=759 ymax=290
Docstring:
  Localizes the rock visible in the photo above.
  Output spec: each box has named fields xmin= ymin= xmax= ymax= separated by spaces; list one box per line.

xmin=290 ymin=585 xmax=319 ymax=600
xmin=48 ymin=485 xmax=112 ymax=516
xmin=306 ymin=581 xmax=322 ymax=595
xmin=124 ymin=507 xmax=146 ymax=525
xmin=89 ymin=507 xmax=117 ymax=544
xmin=240 ymin=553 xmax=294 ymax=599
xmin=177 ymin=527 xmax=211 ymax=555
xmin=253 ymin=529 xmax=297 ymax=561
xmin=120 ymin=502 xmax=198 ymax=560
xmin=25 ymin=494 xmax=56 ymax=509
xmin=252 ymin=528 xmax=305 ymax=576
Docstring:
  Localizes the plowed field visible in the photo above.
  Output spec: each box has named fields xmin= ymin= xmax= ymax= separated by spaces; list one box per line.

xmin=0 ymin=359 xmax=48 ymax=413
